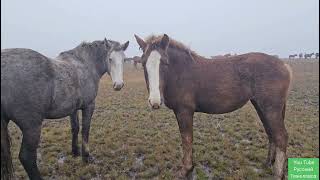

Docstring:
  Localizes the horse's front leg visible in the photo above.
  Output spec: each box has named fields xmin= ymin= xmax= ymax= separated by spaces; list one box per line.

xmin=174 ymin=109 xmax=194 ymax=179
xmin=81 ymin=102 xmax=95 ymax=163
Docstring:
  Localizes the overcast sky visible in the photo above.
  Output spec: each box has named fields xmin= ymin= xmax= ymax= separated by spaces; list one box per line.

xmin=1 ymin=0 xmax=319 ymax=58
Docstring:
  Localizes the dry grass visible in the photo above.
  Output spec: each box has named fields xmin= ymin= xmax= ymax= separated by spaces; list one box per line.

xmin=8 ymin=59 xmax=319 ymax=179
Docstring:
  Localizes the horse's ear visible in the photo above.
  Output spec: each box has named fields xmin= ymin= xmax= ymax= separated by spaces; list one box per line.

xmin=104 ymin=38 xmax=111 ymax=48
xmin=160 ymin=34 xmax=170 ymax=51
xmin=134 ymin=34 xmax=146 ymax=51
xmin=121 ymin=41 xmax=129 ymax=51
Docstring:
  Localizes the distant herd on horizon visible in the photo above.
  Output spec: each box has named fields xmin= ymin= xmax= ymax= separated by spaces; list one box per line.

xmin=288 ymin=52 xmax=319 ymax=59
xmin=1 ymin=33 xmax=316 ymax=180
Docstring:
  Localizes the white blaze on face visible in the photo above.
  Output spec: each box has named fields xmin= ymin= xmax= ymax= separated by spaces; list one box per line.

xmin=109 ymin=51 xmax=124 ymax=88
xmin=146 ymin=50 xmax=161 ymax=106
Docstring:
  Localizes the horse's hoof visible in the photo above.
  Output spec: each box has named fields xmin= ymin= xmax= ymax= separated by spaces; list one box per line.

xmin=264 ymin=160 xmax=272 ymax=168
xmin=72 ymin=149 xmax=80 ymax=157
xmin=175 ymin=167 xmax=194 ymax=180
xmin=174 ymin=171 xmax=186 ymax=180
xmin=273 ymin=176 xmax=283 ymax=180
xmin=82 ymin=154 xmax=94 ymax=163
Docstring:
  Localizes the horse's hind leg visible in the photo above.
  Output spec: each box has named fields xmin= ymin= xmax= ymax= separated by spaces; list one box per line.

xmin=18 ymin=120 xmax=43 ymax=180
xmin=251 ymin=100 xmax=276 ymax=167
xmin=70 ymin=111 xmax=80 ymax=156
xmin=272 ymin=104 xmax=288 ymax=180
xmin=253 ymin=100 xmax=288 ymax=180
xmin=81 ymin=102 xmax=95 ymax=163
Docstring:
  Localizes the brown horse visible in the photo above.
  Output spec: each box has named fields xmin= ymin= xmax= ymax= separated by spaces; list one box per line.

xmin=289 ymin=54 xmax=297 ymax=59
xmin=134 ymin=34 xmax=292 ymax=180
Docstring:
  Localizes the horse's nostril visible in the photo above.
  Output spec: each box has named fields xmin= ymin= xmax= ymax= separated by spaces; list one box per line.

xmin=113 ymin=83 xmax=124 ymax=90
xmin=152 ymin=104 xmax=160 ymax=109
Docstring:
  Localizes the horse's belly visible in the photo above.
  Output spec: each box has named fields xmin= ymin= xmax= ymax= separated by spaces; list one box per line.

xmin=46 ymin=90 xmax=82 ymax=119
xmin=196 ymin=96 xmax=250 ymax=114
xmin=46 ymin=101 xmax=79 ymax=119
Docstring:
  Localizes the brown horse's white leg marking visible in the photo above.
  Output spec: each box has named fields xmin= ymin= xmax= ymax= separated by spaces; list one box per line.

xmin=267 ymin=141 xmax=276 ymax=167
xmin=274 ymin=147 xmax=286 ymax=180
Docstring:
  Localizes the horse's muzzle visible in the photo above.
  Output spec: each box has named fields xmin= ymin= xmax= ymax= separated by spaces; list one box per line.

xmin=113 ymin=82 xmax=124 ymax=91
xmin=148 ymin=99 xmax=163 ymax=110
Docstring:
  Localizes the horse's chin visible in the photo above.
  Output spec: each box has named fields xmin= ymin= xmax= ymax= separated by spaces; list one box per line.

xmin=113 ymin=87 xmax=122 ymax=91
xmin=148 ymin=101 xmax=162 ymax=110
xmin=151 ymin=105 xmax=161 ymax=110
xmin=113 ymin=82 xmax=124 ymax=91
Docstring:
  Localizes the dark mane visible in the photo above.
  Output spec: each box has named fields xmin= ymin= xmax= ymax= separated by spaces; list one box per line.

xmin=59 ymin=41 xmax=96 ymax=56
xmin=145 ymin=35 xmax=207 ymax=61
xmin=59 ymin=40 xmax=109 ymax=56
xmin=58 ymin=40 xmax=109 ymax=64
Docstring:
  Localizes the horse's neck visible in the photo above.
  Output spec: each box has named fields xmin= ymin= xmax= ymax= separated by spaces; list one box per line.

xmin=57 ymin=52 xmax=102 ymax=81
xmin=167 ymin=49 xmax=213 ymax=77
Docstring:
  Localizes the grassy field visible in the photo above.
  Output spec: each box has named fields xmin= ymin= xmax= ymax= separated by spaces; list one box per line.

xmin=8 ymin=59 xmax=319 ymax=180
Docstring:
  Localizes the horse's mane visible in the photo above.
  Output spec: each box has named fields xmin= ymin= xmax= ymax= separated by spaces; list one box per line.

xmin=144 ymin=35 xmax=206 ymax=61
xmin=61 ymin=41 xmax=95 ymax=54
xmin=60 ymin=39 xmax=119 ymax=56
xmin=58 ymin=40 xmax=107 ymax=59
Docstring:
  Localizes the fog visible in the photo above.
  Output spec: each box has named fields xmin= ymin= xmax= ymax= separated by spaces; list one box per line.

xmin=1 ymin=0 xmax=319 ymax=58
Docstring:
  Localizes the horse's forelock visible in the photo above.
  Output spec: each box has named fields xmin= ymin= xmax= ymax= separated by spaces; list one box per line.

xmin=144 ymin=34 xmax=201 ymax=60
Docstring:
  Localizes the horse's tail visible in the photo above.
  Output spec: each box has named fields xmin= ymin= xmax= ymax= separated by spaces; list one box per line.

xmin=1 ymin=109 xmax=13 ymax=180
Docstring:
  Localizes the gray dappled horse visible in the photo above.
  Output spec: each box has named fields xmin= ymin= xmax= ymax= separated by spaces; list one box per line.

xmin=1 ymin=38 xmax=129 ymax=180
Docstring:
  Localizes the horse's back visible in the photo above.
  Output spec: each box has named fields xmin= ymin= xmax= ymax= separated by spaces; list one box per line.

xmin=192 ymin=53 xmax=291 ymax=113
xmin=1 ymin=48 xmax=54 ymax=120
xmin=236 ymin=52 xmax=292 ymax=105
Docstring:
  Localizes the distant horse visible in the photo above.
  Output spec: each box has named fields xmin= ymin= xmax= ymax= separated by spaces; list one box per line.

xmin=135 ymin=34 xmax=292 ymax=180
xmin=224 ymin=53 xmax=231 ymax=57
xmin=212 ymin=53 xmax=237 ymax=59
xmin=125 ymin=56 xmax=142 ymax=69
xmin=1 ymin=38 xmax=129 ymax=180
xmin=316 ymin=53 xmax=319 ymax=59
xmin=304 ymin=53 xmax=314 ymax=59
xmin=289 ymin=54 xmax=297 ymax=59
xmin=211 ymin=55 xmax=225 ymax=59
xmin=299 ymin=53 xmax=303 ymax=59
